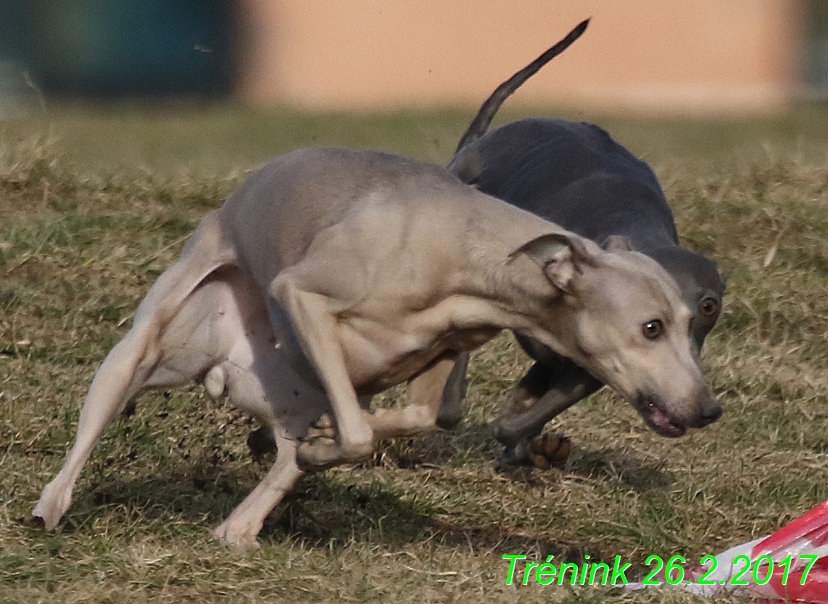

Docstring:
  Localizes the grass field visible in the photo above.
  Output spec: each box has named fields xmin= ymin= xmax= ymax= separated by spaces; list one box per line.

xmin=1 ymin=102 xmax=827 ymax=603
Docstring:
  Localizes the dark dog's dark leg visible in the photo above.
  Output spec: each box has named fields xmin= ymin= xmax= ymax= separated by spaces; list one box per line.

xmin=494 ymin=365 xmax=603 ymax=467
xmin=502 ymin=362 xmax=555 ymax=418
xmin=492 ymin=364 xmax=598 ymax=446
xmin=435 ymin=352 xmax=471 ymax=430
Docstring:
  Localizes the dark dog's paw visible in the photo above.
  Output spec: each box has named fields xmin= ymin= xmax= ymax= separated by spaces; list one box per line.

xmin=529 ymin=432 xmax=571 ymax=470
xmin=500 ymin=443 xmax=532 ymax=467
xmin=501 ymin=433 xmax=572 ymax=470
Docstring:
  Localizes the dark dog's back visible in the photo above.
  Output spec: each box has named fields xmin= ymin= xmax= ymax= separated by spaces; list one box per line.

xmin=455 ymin=118 xmax=678 ymax=251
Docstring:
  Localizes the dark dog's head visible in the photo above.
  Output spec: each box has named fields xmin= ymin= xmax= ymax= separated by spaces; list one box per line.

xmin=645 ymin=246 xmax=725 ymax=357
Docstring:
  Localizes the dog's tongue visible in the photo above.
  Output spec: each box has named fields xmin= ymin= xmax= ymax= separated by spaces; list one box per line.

xmin=650 ymin=408 xmax=686 ymax=437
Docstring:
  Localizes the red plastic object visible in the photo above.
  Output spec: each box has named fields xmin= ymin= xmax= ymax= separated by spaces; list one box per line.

xmin=627 ymin=499 xmax=828 ymax=602
xmin=746 ymin=499 xmax=828 ymax=602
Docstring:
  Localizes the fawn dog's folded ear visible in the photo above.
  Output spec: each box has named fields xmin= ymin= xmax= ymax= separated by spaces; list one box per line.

xmin=510 ymin=233 xmax=598 ymax=294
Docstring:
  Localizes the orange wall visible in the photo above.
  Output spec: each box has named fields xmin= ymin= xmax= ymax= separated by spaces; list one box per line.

xmin=238 ymin=0 xmax=804 ymax=114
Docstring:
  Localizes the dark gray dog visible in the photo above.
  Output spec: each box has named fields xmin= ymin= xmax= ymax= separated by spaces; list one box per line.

xmin=438 ymin=20 xmax=725 ymax=466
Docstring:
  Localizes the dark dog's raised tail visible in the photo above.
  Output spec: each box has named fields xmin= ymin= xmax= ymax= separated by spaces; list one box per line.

xmin=454 ymin=18 xmax=589 ymax=154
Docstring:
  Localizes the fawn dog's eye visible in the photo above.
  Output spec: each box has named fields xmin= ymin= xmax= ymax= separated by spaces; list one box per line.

xmin=642 ymin=319 xmax=664 ymax=340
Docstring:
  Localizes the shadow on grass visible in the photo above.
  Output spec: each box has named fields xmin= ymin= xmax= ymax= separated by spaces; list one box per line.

xmin=261 ymin=476 xmax=580 ymax=561
xmin=43 ymin=467 xmax=575 ymax=560
xmin=566 ymin=446 xmax=675 ymax=493
xmin=381 ymin=421 xmax=675 ymax=494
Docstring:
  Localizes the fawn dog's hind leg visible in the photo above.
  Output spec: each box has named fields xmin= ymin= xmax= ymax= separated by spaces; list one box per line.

xmin=33 ymin=212 xmax=236 ymax=529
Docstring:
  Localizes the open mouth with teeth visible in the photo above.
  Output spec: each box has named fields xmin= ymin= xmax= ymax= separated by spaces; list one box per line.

xmin=634 ymin=393 xmax=687 ymax=438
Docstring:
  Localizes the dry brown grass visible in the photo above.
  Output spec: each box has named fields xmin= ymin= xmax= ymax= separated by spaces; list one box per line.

xmin=1 ymin=104 xmax=826 ymax=603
